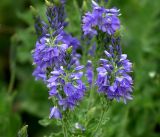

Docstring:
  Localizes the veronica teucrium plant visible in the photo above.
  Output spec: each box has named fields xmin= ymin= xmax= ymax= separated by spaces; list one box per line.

xmin=32 ymin=0 xmax=133 ymax=136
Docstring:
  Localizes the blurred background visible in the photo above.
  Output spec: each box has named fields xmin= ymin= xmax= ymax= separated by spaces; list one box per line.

xmin=0 ymin=0 xmax=160 ymax=137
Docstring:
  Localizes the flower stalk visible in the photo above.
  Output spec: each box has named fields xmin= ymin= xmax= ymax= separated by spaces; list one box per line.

xmin=94 ymin=97 xmax=110 ymax=135
xmin=32 ymin=0 xmax=134 ymax=136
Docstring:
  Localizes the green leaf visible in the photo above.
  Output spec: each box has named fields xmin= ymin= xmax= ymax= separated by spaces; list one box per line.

xmin=0 ymin=89 xmax=21 ymax=137
xmin=18 ymin=125 xmax=28 ymax=137
xmin=39 ymin=117 xmax=52 ymax=127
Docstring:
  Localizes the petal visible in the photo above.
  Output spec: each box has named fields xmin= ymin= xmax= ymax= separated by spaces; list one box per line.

xmin=74 ymin=65 xmax=84 ymax=71
xmin=96 ymin=67 xmax=106 ymax=73
xmin=49 ymin=86 xmax=57 ymax=96
xmin=104 ymin=50 xmax=112 ymax=58
xmin=49 ymin=107 xmax=62 ymax=119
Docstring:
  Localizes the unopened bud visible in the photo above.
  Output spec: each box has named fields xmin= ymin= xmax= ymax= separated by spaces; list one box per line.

xmin=66 ymin=46 xmax=73 ymax=54
xmin=82 ymin=0 xmax=88 ymax=12
xmin=30 ymin=5 xmax=38 ymax=16
xmin=45 ymin=0 xmax=53 ymax=7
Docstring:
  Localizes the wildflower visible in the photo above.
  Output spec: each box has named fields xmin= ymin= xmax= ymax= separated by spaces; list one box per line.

xmin=96 ymin=45 xmax=133 ymax=103
xmin=34 ymin=16 xmax=49 ymax=38
xmin=82 ymin=0 xmax=120 ymax=37
xmin=32 ymin=30 xmax=81 ymax=81
xmin=32 ymin=35 xmax=69 ymax=81
xmin=85 ymin=60 xmax=94 ymax=86
xmin=95 ymin=0 xmax=108 ymax=3
xmin=88 ymin=43 xmax=96 ymax=56
xmin=46 ymin=2 xmax=67 ymax=31
xmin=49 ymin=106 xmax=62 ymax=119
xmin=47 ymin=59 xmax=86 ymax=111
xmin=59 ymin=31 xmax=81 ymax=52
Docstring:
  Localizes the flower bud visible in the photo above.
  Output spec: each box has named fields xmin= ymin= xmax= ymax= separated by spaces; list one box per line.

xmin=66 ymin=46 xmax=73 ymax=55
xmin=45 ymin=0 xmax=53 ymax=7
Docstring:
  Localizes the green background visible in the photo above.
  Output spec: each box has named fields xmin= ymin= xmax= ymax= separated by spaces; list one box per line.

xmin=0 ymin=0 xmax=160 ymax=137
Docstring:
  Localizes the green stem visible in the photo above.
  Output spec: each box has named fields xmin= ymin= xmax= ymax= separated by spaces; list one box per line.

xmin=94 ymin=109 xmax=105 ymax=133
xmin=62 ymin=115 xmax=68 ymax=137
xmin=108 ymin=0 xmax=112 ymax=7
xmin=94 ymin=99 xmax=110 ymax=135
xmin=8 ymin=68 xmax=15 ymax=94
xmin=87 ymin=85 xmax=94 ymax=109
xmin=8 ymin=37 xmax=16 ymax=94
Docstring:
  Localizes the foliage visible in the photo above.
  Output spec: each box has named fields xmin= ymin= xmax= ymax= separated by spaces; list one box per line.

xmin=18 ymin=125 xmax=28 ymax=137
xmin=0 ymin=0 xmax=160 ymax=137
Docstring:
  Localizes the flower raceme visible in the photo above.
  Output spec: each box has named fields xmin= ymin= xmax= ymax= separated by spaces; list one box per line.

xmin=82 ymin=1 xmax=120 ymax=37
xmin=96 ymin=45 xmax=133 ymax=103
xmin=32 ymin=35 xmax=69 ymax=81
xmin=47 ymin=62 xmax=86 ymax=118
xmin=32 ymin=0 xmax=134 ymax=121
xmin=32 ymin=0 xmax=84 ymax=119
xmin=32 ymin=33 xmax=86 ymax=118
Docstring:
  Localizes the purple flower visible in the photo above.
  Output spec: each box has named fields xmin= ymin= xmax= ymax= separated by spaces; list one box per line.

xmin=88 ymin=43 xmax=96 ymax=56
xmin=74 ymin=65 xmax=84 ymax=71
xmin=46 ymin=3 xmax=67 ymax=32
xmin=95 ymin=0 xmax=108 ymax=3
xmin=32 ymin=36 xmax=69 ymax=81
xmin=45 ymin=2 xmax=81 ymax=52
xmin=101 ymin=15 xmax=120 ymax=35
xmin=32 ymin=2 xmax=86 ymax=119
xmin=82 ymin=12 xmax=98 ymax=37
xmin=64 ymin=83 xmax=76 ymax=96
xmin=34 ymin=1 xmax=67 ymax=39
xmin=59 ymin=31 xmax=81 ymax=52
xmin=85 ymin=60 xmax=94 ymax=86
xmin=49 ymin=106 xmax=62 ymax=119
xmin=59 ymin=79 xmax=86 ymax=110
xmin=96 ymin=45 xmax=133 ymax=103
xmin=82 ymin=1 xmax=120 ymax=37
xmin=47 ymin=59 xmax=86 ymax=111
xmin=34 ymin=16 xmax=49 ymax=38
xmin=60 ymin=0 xmax=66 ymax=4
xmin=32 ymin=66 xmax=47 ymax=81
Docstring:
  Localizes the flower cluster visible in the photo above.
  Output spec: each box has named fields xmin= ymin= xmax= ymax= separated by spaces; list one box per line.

xmin=46 ymin=2 xmax=67 ymax=32
xmin=32 ymin=0 xmax=86 ymax=119
xmin=60 ymin=31 xmax=80 ymax=53
xmin=32 ymin=36 xmax=85 ymax=118
xmin=96 ymin=45 xmax=133 ymax=103
xmin=82 ymin=1 xmax=120 ymax=37
xmin=47 ymin=62 xmax=86 ymax=114
xmin=34 ymin=0 xmax=66 ymax=39
xmin=32 ymin=35 xmax=69 ymax=81
xmin=32 ymin=0 xmax=81 ymax=82
xmin=32 ymin=0 xmax=134 ymax=121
